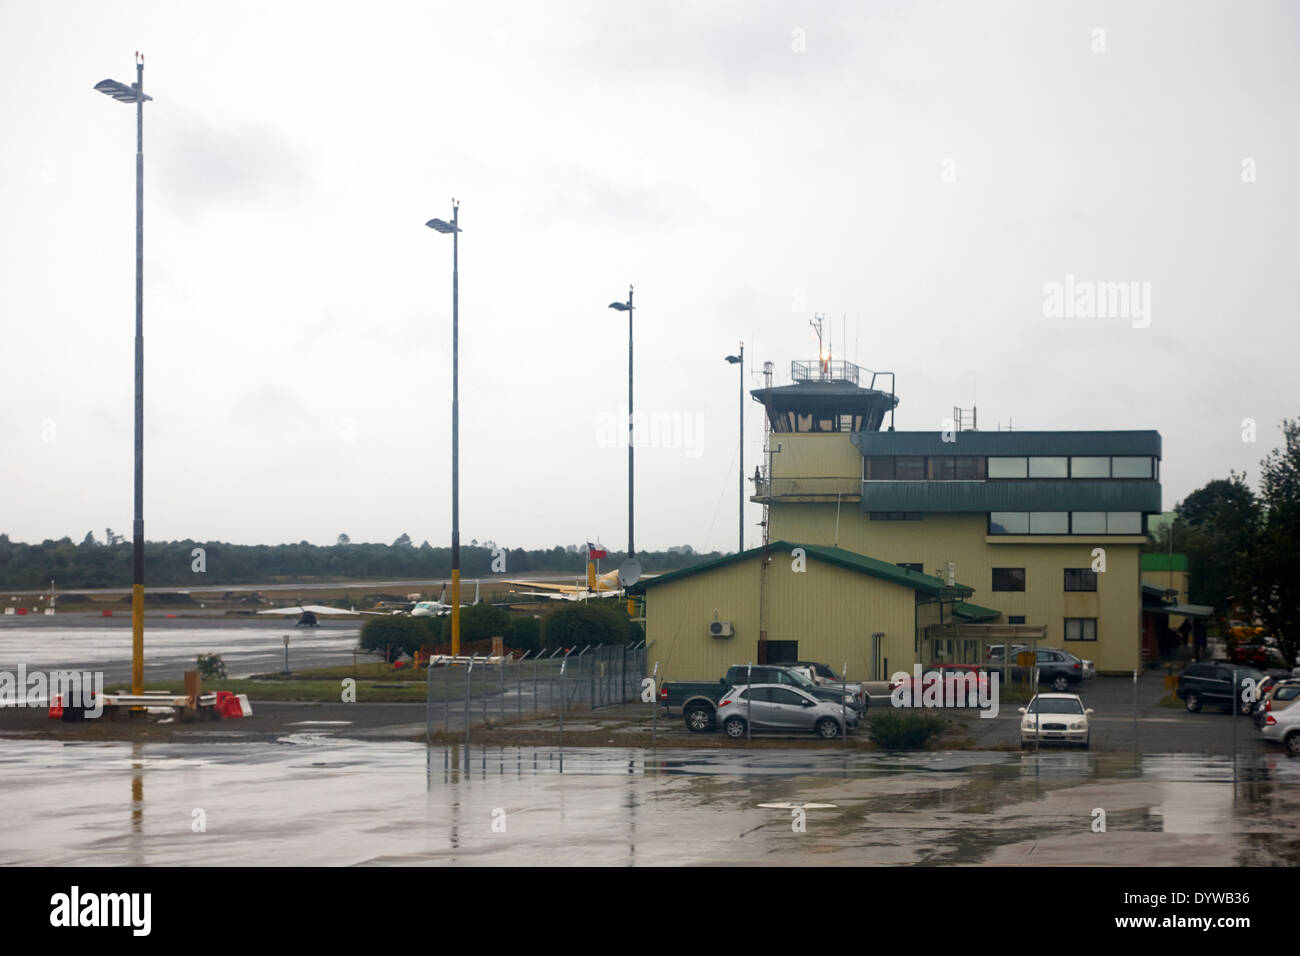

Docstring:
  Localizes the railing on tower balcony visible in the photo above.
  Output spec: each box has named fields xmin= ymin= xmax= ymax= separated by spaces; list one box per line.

xmin=751 ymin=475 xmax=862 ymax=500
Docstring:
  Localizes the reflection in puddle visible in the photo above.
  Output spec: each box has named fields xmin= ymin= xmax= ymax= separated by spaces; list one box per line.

xmin=0 ymin=740 xmax=1298 ymax=866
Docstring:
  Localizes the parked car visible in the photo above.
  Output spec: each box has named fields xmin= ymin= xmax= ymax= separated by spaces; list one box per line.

xmin=1032 ymin=649 xmax=1088 ymax=691
xmin=1176 ymin=662 xmax=1266 ymax=714
xmin=984 ymin=648 xmax=1091 ymax=688
xmin=1254 ymin=680 xmax=1300 ymax=730
xmin=1260 ymin=699 xmax=1300 ymax=754
xmin=889 ymin=664 xmax=990 ymax=706
xmin=662 ymin=664 xmax=862 ymax=732
xmin=985 ymin=644 xmax=1030 ymax=665
xmin=714 ymin=683 xmax=858 ymax=740
xmin=782 ymin=661 xmax=871 ymax=703
xmin=1019 ymin=693 xmax=1093 ymax=749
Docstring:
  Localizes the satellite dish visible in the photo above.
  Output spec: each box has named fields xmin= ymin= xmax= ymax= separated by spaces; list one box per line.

xmin=618 ymin=558 xmax=642 ymax=587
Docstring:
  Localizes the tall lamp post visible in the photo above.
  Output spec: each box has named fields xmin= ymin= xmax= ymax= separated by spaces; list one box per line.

xmin=725 ymin=344 xmax=744 ymax=551
xmin=95 ymin=54 xmax=152 ymax=697
xmin=426 ymin=203 xmax=461 ymax=656
xmin=608 ymin=286 xmax=634 ymax=556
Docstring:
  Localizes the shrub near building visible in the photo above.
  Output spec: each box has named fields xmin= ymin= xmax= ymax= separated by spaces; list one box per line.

xmin=360 ymin=615 xmax=438 ymax=662
xmin=541 ymin=601 xmax=642 ymax=650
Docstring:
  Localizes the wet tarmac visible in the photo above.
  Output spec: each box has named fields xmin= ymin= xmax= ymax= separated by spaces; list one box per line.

xmin=2 ymin=737 xmax=1297 ymax=866
xmin=0 ymin=619 xmax=362 ymax=683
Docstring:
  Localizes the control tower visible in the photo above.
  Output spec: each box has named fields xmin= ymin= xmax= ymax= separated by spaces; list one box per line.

xmin=751 ymin=359 xmax=898 ymax=433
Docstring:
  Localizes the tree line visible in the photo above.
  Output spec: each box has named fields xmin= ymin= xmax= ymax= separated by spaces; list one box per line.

xmin=0 ymin=534 xmax=717 ymax=590
xmin=1147 ymin=419 xmax=1300 ymax=665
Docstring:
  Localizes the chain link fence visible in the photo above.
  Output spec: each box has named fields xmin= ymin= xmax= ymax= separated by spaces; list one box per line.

xmin=423 ymin=641 xmax=647 ymax=736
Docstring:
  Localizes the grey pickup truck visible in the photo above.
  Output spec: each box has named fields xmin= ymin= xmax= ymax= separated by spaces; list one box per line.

xmin=659 ymin=664 xmax=866 ymax=733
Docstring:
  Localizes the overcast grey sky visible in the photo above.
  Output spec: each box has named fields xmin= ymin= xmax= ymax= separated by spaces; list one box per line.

xmin=2 ymin=0 xmax=1297 ymax=552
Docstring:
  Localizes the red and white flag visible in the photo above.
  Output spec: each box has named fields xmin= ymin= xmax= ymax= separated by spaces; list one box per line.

xmin=587 ymin=542 xmax=608 ymax=559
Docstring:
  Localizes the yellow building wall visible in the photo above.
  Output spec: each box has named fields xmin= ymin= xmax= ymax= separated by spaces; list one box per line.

xmin=643 ymin=551 xmax=917 ymax=683
xmin=770 ymin=504 xmax=1142 ymax=673
xmin=771 ymin=433 xmax=863 ymax=480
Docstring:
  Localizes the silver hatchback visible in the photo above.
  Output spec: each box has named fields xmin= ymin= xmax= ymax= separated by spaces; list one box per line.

xmin=715 ymin=684 xmax=858 ymax=739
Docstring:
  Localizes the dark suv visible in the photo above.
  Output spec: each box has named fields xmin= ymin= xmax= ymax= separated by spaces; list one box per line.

xmin=1176 ymin=662 xmax=1265 ymax=714
xmin=1033 ymin=649 xmax=1086 ymax=692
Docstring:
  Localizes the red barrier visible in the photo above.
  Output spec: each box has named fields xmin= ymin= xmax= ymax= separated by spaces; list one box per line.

xmin=15 ymin=608 xmax=26 ymax=615
xmin=102 ymin=609 xmax=113 ymax=617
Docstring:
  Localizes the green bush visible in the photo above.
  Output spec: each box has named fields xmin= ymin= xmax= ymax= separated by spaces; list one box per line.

xmin=196 ymin=653 xmax=227 ymax=680
xmin=541 ymin=601 xmax=639 ymax=650
xmin=459 ymin=602 xmax=513 ymax=644
xmin=510 ymin=616 xmax=542 ymax=653
xmin=360 ymin=615 xmax=438 ymax=662
xmin=868 ymin=710 xmax=948 ymax=750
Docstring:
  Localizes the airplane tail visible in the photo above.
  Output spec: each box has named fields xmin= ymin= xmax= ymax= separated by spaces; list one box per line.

xmin=474 ymin=580 xmax=481 ymax=605
xmin=587 ymin=561 xmax=596 ymax=591
xmin=437 ymin=582 xmax=446 ymax=603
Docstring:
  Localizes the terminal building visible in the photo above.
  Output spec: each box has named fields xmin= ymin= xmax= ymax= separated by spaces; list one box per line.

xmin=636 ymin=359 xmax=1162 ymax=681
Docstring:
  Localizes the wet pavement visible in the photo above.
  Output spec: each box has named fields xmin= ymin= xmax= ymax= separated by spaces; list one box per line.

xmin=2 ymin=737 xmax=1298 ymax=866
xmin=0 ymin=618 xmax=362 ymax=683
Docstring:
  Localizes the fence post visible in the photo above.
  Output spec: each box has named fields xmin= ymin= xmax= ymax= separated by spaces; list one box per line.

xmin=464 ymin=656 xmax=474 ymax=752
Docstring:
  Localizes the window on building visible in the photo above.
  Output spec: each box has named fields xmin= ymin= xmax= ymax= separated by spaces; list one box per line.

xmin=1071 ymin=512 xmax=1107 ymax=534
xmin=1111 ymin=457 xmax=1153 ymax=478
xmin=988 ymin=457 xmax=1027 ymax=478
xmin=954 ymin=456 xmax=986 ymax=480
xmin=1070 ymin=456 xmax=1110 ymax=478
xmin=1028 ymin=457 xmax=1068 ymax=478
xmin=864 ymin=456 xmax=894 ymax=480
xmin=765 ymin=640 xmax=798 ymax=664
xmin=1065 ymin=618 xmax=1098 ymax=641
xmin=897 ymin=562 xmax=923 ymax=573
xmin=1064 ymin=568 xmax=1098 ymax=591
xmin=992 ymin=568 xmax=1026 ymax=592
xmin=1008 ymin=615 xmax=1026 ymax=625
xmin=1029 ymin=512 xmax=1069 ymax=534
xmin=928 ymin=456 xmax=956 ymax=480
xmin=989 ymin=512 xmax=1029 ymax=534
xmin=895 ymin=456 xmax=925 ymax=480
xmin=1106 ymin=512 xmax=1142 ymax=534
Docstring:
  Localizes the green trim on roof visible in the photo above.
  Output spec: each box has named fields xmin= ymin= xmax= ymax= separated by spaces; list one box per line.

xmin=952 ymin=601 xmax=1000 ymax=622
xmin=633 ymin=541 xmax=974 ymax=597
xmin=1141 ymin=553 xmax=1188 ymax=572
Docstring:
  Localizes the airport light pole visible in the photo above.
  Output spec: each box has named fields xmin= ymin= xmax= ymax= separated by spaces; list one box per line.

xmin=426 ymin=203 xmax=462 ymax=656
xmin=95 ymin=54 xmax=152 ymax=697
xmin=725 ymin=344 xmax=744 ymax=551
xmin=608 ymin=286 xmax=634 ymax=556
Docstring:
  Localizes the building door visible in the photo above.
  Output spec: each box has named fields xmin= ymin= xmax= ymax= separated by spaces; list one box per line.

xmin=766 ymin=640 xmax=798 ymax=664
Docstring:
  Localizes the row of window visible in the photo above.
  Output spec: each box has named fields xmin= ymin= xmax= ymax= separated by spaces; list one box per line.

xmin=989 ymin=511 xmax=1143 ymax=535
xmin=1001 ymin=618 xmax=1094 ymax=638
xmin=990 ymin=568 xmax=1099 ymax=592
xmin=863 ymin=455 xmax=1156 ymax=481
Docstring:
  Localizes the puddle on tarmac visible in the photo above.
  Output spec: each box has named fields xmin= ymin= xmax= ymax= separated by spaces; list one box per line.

xmin=1 ymin=739 xmax=1298 ymax=866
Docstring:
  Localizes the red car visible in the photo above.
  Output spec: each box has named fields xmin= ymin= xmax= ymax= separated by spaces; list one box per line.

xmin=890 ymin=665 xmax=990 ymax=707
xmin=1229 ymin=643 xmax=1270 ymax=667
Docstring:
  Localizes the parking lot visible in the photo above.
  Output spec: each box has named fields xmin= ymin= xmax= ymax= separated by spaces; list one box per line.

xmin=640 ymin=670 xmax=1284 ymax=755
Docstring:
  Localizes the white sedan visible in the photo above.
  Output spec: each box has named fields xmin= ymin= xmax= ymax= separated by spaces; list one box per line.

xmin=1020 ymin=693 xmax=1094 ymax=749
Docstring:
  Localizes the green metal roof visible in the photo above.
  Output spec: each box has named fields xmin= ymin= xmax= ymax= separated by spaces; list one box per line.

xmin=1141 ymin=553 xmax=1188 ymax=572
xmin=632 ymin=541 xmax=974 ymax=598
xmin=952 ymin=601 xmax=1001 ymax=622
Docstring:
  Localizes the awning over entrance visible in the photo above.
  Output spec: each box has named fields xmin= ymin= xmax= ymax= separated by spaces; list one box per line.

xmin=951 ymin=601 xmax=1000 ymax=622
xmin=1144 ymin=602 xmax=1214 ymax=619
